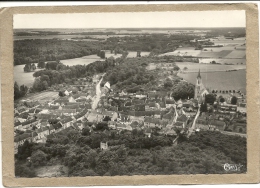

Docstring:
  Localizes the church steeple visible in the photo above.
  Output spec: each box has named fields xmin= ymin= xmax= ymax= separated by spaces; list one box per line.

xmin=197 ymin=69 xmax=201 ymax=79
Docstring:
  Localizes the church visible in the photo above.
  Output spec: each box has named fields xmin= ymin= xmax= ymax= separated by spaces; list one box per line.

xmin=194 ymin=69 xmax=209 ymax=103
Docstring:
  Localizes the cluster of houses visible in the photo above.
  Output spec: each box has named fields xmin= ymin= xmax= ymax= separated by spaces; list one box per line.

xmin=14 ymin=78 xmax=247 ymax=154
xmin=98 ymin=90 xmax=196 ymax=138
xmin=14 ymin=92 xmax=95 ymax=154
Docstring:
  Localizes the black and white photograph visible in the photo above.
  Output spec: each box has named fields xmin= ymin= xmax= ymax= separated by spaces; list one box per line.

xmin=13 ymin=10 xmax=247 ymax=178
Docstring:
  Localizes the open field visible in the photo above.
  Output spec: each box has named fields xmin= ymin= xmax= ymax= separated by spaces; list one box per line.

xmin=198 ymin=58 xmax=246 ymax=65
xmin=224 ymin=50 xmax=246 ymax=58
xmin=175 ymin=62 xmax=246 ymax=72
xmin=14 ymin=65 xmax=37 ymax=87
xmin=178 ymin=69 xmax=246 ymax=91
xmin=127 ymin=51 xmax=150 ymax=58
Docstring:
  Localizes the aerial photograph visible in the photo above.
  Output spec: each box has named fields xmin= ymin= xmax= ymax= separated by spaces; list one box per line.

xmin=13 ymin=11 xmax=247 ymax=177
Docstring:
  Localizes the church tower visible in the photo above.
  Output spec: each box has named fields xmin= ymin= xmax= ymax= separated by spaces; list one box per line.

xmin=194 ymin=69 xmax=202 ymax=100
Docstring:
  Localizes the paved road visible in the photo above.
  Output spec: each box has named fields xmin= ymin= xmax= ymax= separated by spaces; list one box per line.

xmin=92 ymin=74 xmax=106 ymax=110
xmin=187 ymin=106 xmax=200 ymax=138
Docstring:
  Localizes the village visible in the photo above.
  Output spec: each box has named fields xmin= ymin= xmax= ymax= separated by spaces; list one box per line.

xmin=14 ymin=69 xmax=247 ymax=154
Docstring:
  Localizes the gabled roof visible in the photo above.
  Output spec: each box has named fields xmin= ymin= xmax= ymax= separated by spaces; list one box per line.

xmin=116 ymin=123 xmax=126 ymax=128
xmin=165 ymin=99 xmax=175 ymax=104
xmin=14 ymin=133 xmax=31 ymax=142
xmin=159 ymin=102 xmax=166 ymax=108
xmin=174 ymin=121 xmax=184 ymax=127
xmin=162 ymin=112 xmax=174 ymax=120
xmin=176 ymin=114 xmax=188 ymax=122
xmin=60 ymin=117 xmax=73 ymax=124
xmin=148 ymin=102 xmax=157 ymax=108
xmin=49 ymin=105 xmax=60 ymax=110
xmin=53 ymin=123 xmax=62 ymax=130
xmin=37 ymin=113 xmax=59 ymax=120
xmin=14 ymin=121 xmax=22 ymax=127
xmin=144 ymin=128 xmax=152 ymax=133
xmin=21 ymin=119 xmax=37 ymax=126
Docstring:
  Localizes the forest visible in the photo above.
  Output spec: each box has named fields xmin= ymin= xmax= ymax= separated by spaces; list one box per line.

xmin=15 ymin=129 xmax=246 ymax=177
xmin=14 ymin=33 xmax=199 ymax=66
xmin=13 ymin=39 xmax=100 ymax=65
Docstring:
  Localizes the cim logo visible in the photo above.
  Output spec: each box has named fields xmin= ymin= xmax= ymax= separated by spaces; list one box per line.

xmin=223 ymin=163 xmax=243 ymax=172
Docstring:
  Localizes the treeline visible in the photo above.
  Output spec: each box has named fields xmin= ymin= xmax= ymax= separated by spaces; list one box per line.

xmin=14 ymin=82 xmax=28 ymax=100
xmin=31 ymin=58 xmax=116 ymax=92
xmin=103 ymin=34 xmax=200 ymax=55
xmin=15 ymin=129 xmax=246 ymax=177
xmin=24 ymin=63 xmax=36 ymax=72
xmin=14 ymin=39 xmax=101 ymax=65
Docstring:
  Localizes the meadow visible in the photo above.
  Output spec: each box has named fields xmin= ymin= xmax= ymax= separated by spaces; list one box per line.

xmin=14 ymin=65 xmax=36 ymax=87
xmin=178 ymin=69 xmax=246 ymax=92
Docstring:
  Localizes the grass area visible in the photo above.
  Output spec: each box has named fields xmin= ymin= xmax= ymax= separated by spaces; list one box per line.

xmin=14 ymin=65 xmax=37 ymax=87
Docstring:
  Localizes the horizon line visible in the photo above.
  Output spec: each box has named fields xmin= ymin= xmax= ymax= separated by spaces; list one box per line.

xmin=14 ymin=27 xmax=246 ymax=29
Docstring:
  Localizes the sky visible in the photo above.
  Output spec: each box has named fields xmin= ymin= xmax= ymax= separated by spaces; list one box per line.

xmin=13 ymin=10 xmax=246 ymax=29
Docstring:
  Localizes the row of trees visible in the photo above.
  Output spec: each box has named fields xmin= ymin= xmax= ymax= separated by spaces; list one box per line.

xmin=204 ymin=94 xmax=238 ymax=105
xmin=14 ymin=82 xmax=28 ymax=100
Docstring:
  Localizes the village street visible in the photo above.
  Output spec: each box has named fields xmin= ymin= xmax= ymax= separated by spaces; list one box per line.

xmin=91 ymin=73 xmax=106 ymax=110
xmin=187 ymin=106 xmax=201 ymax=138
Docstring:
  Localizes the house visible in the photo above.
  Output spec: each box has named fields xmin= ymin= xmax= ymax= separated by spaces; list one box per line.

xmin=62 ymin=104 xmax=79 ymax=109
xmin=134 ymin=104 xmax=146 ymax=111
xmin=231 ymin=121 xmax=246 ymax=134
xmin=37 ymin=113 xmax=59 ymax=121
xmin=182 ymin=103 xmax=194 ymax=112
xmin=14 ymin=121 xmax=22 ymax=130
xmin=60 ymin=117 xmax=74 ymax=128
xmin=18 ymin=112 xmax=29 ymax=120
xmin=165 ymin=99 xmax=176 ymax=109
xmin=48 ymin=125 xmax=56 ymax=134
xmin=49 ymin=105 xmax=61 ymax=110
xmin=145 ymin=102 xmax=158 ymax=111
xmin=144 ymin=128 xmax=152 ymax=138
xmin=116 ymin=123 xmax=127 ymax=131
xmin=195 ymin=117 xmax=209 ymax=130
xmin=159 ymin=102 xmax=166 ymax=110
xmin=162 ymin=111 xmax=175 ymax=123
xmin=35 ymin=127 xmax=49 ymax=140
xmin=53 ymin=123 xmax=63 ymax=133
xmin=176 ymin=114 xmax=189 ymax=127
xmin=108 ymin=121 xmax=117 ymax=130
xmin=100 ymin=142 xmax=109 ymax=150
xmin=164 ymin=128 xmax=177 ymax=136
xmin=237 ymin=103 xmax=246 ymax=114
xmin=21 ymin=119 xmax=38 ymax=129
xmin=74 ymin=108 xmax=88 ymax=121
xmin=174 ymin=121 xmax=185 ymax=129
xmin=54 ymin=99 xmax=69 ymax=106
xmin=208 ymin=120 xmax=226 ymax=131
